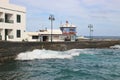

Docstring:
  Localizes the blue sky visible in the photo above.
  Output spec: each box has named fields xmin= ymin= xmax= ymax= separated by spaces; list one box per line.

xmin=10 ymin=0 xmax=120 ymax=36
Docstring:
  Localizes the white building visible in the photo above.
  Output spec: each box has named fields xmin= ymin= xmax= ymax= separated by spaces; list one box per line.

xmin=25 ymin=21 xmax=77 ymax=42
xmin=25 ymin=29 xmax=64 ymax=42
xmin=60 ymin=21 xmax=77 ymax=41
xmin=0 ymin=0 xmax=26 ymax=41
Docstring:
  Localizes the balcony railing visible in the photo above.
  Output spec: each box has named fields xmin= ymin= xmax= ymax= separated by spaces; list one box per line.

xmin=0 ymin=18 xmax=4 ymax=22
xmin=0 ymin=18 xmax=14 ymax=23
xmin=5 ymin=20 xmax=14 ymax=23
xmin=8 ymin=35 xmax=14 ymax=39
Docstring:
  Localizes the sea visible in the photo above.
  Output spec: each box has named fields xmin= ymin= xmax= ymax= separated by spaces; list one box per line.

xmin=85 ymin=36 xmax=120 ymax=40
xmin=0 ymin=44 xmax=120 ymax=80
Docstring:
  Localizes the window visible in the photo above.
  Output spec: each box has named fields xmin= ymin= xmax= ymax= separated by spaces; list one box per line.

xmin=32 ymin=36 xmax=39 ymax=39
xmin=70 ymin=28 xmax=75 ymax=31
xmin=17 ymin=15 xmax=21 ymax=23
xmin=17 ymin=30 xmax=21 ymax=38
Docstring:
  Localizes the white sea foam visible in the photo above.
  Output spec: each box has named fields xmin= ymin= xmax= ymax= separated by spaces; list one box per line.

xmin=16 ymin=49 xmax=82 ymax=60
xmin=110 ymin=45 xmax=120 ymax=49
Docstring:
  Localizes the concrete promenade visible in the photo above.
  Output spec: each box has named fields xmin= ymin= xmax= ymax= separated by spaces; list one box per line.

xmin=0 ymin=40 xmax=120 ymax=63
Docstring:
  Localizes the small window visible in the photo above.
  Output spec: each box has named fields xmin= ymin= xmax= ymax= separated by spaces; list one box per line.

xmin=17 ymin=15 xmax=21 ymax=23
xmin=70 ymin=28 xmax=75 ymax=31
xmin=17 ymin=30 xmax=21 ymax=38
xmin=32 ymin=36 xmax=39 ymax=39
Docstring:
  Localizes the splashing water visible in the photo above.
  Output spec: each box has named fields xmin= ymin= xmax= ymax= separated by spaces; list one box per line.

xmin=16 ymin=49 xmax=82 ymax=60
xmin=1 ymin=49 xmax=120 ymax=80
xmin=110 ymin=45 xmax=120 ymax=49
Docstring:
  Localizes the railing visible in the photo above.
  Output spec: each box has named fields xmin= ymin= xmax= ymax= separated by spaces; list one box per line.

xmin=0 ymin=18 xmax=14 ymax=23
xmin=0 ymin=18 xmax=4 ymax=22
xmin=5 ymin=20 xmax=14 ymax=23
xmin=8 ymin=35 xmax=14 ymax=39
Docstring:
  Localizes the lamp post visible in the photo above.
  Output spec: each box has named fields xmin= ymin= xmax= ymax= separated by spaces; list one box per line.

xmin=49 ymin=14 xmax=55 ymax=42
xmin=88 ymin=24 xmax=93 ymax=41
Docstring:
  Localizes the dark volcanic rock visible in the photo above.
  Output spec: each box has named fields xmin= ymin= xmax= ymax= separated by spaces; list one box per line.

xmin=0 ymin=40 xmax=120 ymax=63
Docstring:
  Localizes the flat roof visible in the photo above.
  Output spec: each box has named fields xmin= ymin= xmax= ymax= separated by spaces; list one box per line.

xmin=27 ymin=29 xmax=62 ymax=36
xmin=0 ymin=3 xmax=26 ymax=13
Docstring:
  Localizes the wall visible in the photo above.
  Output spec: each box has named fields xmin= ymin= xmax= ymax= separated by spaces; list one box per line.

xmin=0 ymin=40 xmax=120 ymax=62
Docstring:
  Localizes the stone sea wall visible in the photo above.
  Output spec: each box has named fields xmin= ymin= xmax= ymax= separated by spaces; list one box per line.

xmin=0 ymin=40 xmax=120 ymax=63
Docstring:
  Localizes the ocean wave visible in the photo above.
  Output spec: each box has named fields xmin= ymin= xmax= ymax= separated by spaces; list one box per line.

xmin=110 ymin=45 xmax=120 ymax=49
xmin=15 ymin=49 xmax=82 ymax=60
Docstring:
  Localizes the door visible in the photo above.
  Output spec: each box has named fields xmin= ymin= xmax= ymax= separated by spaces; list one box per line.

xmin=5 ymin=29 xmax=8 ymax=41
xmin=43 ymin=36 xmax=48 ymax=42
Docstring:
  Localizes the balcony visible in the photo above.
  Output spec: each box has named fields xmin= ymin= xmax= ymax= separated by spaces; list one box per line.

xmin=0 ymin=18 xmax=4 ymax=22
xmin=5 ymin=13 xmax=14 ymax=24
xmin=5 ymin=20 xmax=14 ymax=23
xmin=8 ymin=35 xmax=14 ymax=39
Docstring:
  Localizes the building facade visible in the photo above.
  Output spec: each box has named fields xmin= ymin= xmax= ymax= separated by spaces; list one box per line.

xmin=25 ymin=29 xmax=64 ymax=42
xmin=60 ymin=21 xmax=76 ymax=41
xmin=0 ymin=0 xmax=26 ymax=41
xmin=25 ymin=21 xmax=77 ymax=42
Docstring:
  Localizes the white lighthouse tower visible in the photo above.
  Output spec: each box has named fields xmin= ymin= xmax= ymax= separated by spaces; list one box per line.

xmin=60 ymin=21 xmax=77 ymax=41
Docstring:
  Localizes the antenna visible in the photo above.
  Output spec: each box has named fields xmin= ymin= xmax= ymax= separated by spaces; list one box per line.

xmin=60 ymin=21 xmax=62 ymax=27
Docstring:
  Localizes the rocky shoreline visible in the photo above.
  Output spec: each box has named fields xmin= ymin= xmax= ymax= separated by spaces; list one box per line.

xmin=0 ymin=40 xmax=120 ymax=63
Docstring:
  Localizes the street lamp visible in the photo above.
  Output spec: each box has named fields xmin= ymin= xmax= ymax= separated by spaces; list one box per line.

xmin=88 ymin=24 xmax=93 ymax=41
xmin=49 ymin=14 xmax=55 ymax=42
